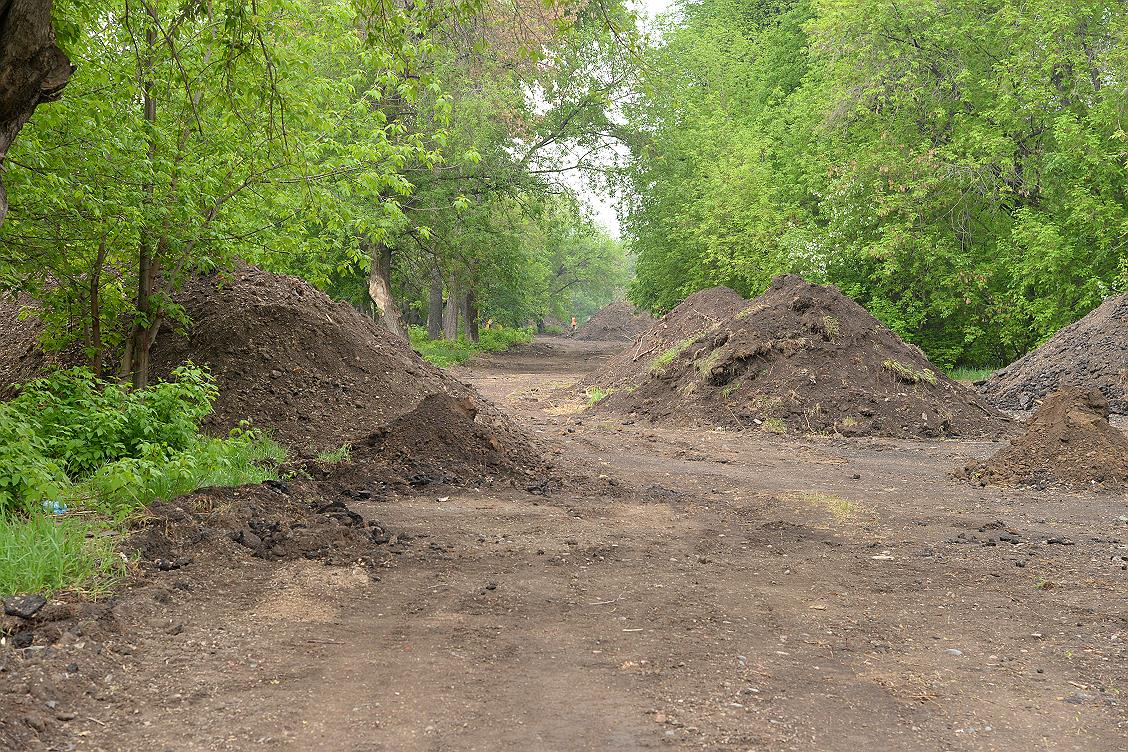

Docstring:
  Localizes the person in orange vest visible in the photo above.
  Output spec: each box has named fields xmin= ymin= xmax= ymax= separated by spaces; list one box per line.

xmin=570 ymin=316 xmax=577 ymax=336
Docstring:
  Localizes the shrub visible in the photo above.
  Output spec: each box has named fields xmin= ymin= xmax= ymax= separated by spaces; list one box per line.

xmin=0 ymin=365 xmax=284 ymax=518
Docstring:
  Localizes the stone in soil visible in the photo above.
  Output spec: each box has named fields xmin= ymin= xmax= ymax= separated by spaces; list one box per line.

xmin=4 ymin=594 xmax=47 ymax=619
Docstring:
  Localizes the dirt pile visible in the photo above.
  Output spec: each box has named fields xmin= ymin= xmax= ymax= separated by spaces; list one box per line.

xmin=962 ymin=386 xmax=1128 ymax=492
xmin=0 ymin=294 xmax=83 ymax=398
xmin=148 ymin=264 xmax=479 ymax=453
xmin=314 ymin=393 xmax=559 ymax=494
xmin=575 ymin=301 xmax=655 ymax=342
xmin=583 ymin=286 xmax=748 ymax=390
xmin=602 ymin=275 xmax=1007 ymax=438
xmin=981 ymin=294 xmax=1128 ymax=413
xmin=2 ymin=264 xmax=549 ymax=480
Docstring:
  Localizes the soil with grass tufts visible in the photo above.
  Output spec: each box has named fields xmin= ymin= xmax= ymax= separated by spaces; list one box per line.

xmin=962 ymin=386 xmax=1128 ymax=492
xmin=581 ymin=286 xmax=748 ymax=392
xmin=981 ymin=293 xmax=1128 ymax=414
xmin=574 ymin=301 xmax=655 ymax=342
xmin=602 ymin=275 xmax=1008 ymax=438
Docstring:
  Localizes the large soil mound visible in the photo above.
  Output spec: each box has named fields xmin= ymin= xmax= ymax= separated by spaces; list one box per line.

xmin=1 ymin=266 xmax=546 ymax=476
xmin=583 ymin=286 xmax=748 ymax=390
xmin=981 ymin=294 xmax=1128 ymax=413
xmin=150 ymin=265 xmax=543 ymax=467
xmin=962 ymin=386 xmax=1128 ymax=492
xmin=603 ymin=275 xmax=1007 ymax=438
xmin=575 ymin=301 xmax=655 ymax=342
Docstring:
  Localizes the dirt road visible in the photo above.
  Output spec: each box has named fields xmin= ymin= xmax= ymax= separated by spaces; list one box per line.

xmin=21 ymin=339 xmax=1128 ymax=750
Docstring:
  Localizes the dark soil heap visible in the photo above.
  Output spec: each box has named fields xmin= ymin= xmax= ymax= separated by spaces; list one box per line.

xmin=148 ymin=265 xmax=544 ymax=465
xmin=575 ymin=301 xmax=655 ymax=342
xmin=0 ymin=294 xmax=83 ymax=398
xmin=1 ymin=265 xmax=547 ymax=478
xmin=604 ymin=275 xmax=1007 ymax=438
xmin=583 ymin=286 xmax=748 ymax=390
xmin=962 ymin=386 xmax=1128 ymax=492
xmin=981 ymin=294 xmax=1128 ymax=413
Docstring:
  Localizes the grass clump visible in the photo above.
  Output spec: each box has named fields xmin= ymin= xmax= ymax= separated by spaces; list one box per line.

xmin=0 ymin=365 xmax=286 ymax=596
xmin=0 ymin=513 xmax=123 ymax=596
xmin=651 ymin=337 xmax=695 ymax=373
xmin=316 ymin=443 xmax=353 ymax=463
xmin=761 ymin=417 xmax=788 ymax=434
xmin=883 ymin=359 xmax=938 ymax=385
xmin=409 ymin=325 xmax=534 ymax=367
xmin=586 ymin=386 xmax=613 ymax=405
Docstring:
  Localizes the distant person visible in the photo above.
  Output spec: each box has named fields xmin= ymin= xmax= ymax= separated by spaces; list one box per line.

xmin=570 ymin=316 xmax=577 ymax=337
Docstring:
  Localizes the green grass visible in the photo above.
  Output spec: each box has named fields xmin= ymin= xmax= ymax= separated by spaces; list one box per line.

xmin=316 ymin=443 xmax=353 ymax=463
xmin=409 ymin=325 xmax=534 ymax=367
xmin=947 ymin=366 xmax=996 ymax=382
xmin=651 ymin=337 xmax=695 ymax=372
xmin=0 ymin=513 xmax=124 ymax=597
xmin=585 ymin=386 xmax=613 ymax=405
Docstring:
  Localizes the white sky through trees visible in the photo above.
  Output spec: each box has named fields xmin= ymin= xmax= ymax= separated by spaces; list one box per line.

xmin=563 ymin=0 xmax=674 ymax=240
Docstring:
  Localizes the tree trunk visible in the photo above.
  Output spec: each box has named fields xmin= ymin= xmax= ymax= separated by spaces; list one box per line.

xmin=122 ymin=20 xmax=160 ymax=390
xmin=426 ymin=264 xmax=443 ymax=340
xmin=466 ymin=288 xmax=479 ymax=343
xmin=127 ymin=244 xmax=160 ymax=389
xmin=89 ymin=234 xmax=108 ymax=378
xmin=442 ymin=275 xmax=459 ymax=340
xmin=365 ymin=238 xmax=406 ymax=340
xmin=0 ymin=0 xmax=72 ymax=226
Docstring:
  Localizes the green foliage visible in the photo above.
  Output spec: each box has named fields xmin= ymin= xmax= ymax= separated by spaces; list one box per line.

xmin=0 ymin=365 xmax=284 ymax=518
xmin=0 ymin=513 xmax=123 ymax=597
xmin=947 ymin=367 xmax=996 ymax=383
xmin=408 ymin=325 xmax=533 ymax=367
xmin=622 ymin=0 xmax=1128 ymax=368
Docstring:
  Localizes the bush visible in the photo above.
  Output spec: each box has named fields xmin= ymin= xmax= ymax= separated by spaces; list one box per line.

xmin=0 ymin=364 xmax=285 ymax=518
xmin=0 ymin=364 xmax=288 ymax=595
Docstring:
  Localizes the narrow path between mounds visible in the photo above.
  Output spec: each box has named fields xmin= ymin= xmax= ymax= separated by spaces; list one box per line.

xmin=46 ymin=338 xmax=1128 ymax=751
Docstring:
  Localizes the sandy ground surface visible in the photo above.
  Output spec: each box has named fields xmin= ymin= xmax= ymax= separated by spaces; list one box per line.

xmin=17 ymin=337 xmax=1128 ymax=751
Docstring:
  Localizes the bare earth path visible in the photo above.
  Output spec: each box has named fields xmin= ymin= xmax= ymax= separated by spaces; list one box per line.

xmin=42 ymin=338 xmax=1128 ymax=750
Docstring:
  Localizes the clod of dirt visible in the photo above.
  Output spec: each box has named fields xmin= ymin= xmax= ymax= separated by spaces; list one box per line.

xmin=582 ymin=286 xmax=749 ymax=391
xmin=981 ymin=294 xmax=1128 ymax=413
xmin=602 ymin=275 xmax=1007 ymax=438
xmin=575 ymin=301 xmax=655 ymax=342
xmin=961 ymin=386 xmax=1128 ymax=492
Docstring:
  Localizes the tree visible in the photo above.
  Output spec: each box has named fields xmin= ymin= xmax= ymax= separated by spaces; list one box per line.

xmin=0 ymin=0 xmax=72 ymax=225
